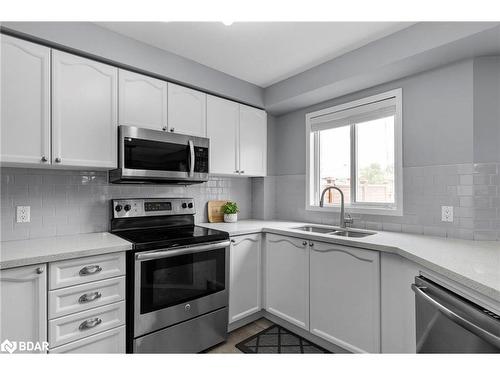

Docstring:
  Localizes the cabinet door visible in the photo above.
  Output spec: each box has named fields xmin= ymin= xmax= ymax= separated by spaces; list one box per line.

xmin=265 ymin=234 xmax=309 ymax=330
xmin=1 ymin=35 xmax=51 ymax=165
xmin=0 ymin=264 xmax=47 ymax=350
xmin=239 ymin=105 xmax=267 ymax=176
xmin=206 ymin=95 xmax=239 ymax=175
xmin=52 ymin=50 xmax=118 ymax=168
xmin=310 ymin=241 xmax=380 ymax=353
xmin=49 ymin=326 xmax=125 ymax=353
xmin=118 ymin=69 xmax=168 ymax=130
xmin=229 ymin=234 xmax=261 ymax=324
xmin=380 ymin=253 xmax=420 ymax=353
xmin=167 ymin=83 xmax=206 ymax=137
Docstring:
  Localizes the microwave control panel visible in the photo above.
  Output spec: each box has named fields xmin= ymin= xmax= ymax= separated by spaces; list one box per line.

xmin=194 ymin=147 xmax=209 ymax=173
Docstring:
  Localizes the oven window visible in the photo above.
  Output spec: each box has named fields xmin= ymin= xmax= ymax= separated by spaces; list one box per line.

xmin=140 ymin=248 xmax=225 ymax=314
xmin=124 ymin=138 xmax=189 ymax=171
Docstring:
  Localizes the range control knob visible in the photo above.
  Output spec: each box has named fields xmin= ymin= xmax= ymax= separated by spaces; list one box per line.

xmin=124 ymin=204 xmax=131 ymax=212
xmin=188 ymin=203 xmax=193 ymax=208
xmin=115 ymin=205 xmax=123 ymax=212
xmin=181 ymin=203 xmax=188 ymax=209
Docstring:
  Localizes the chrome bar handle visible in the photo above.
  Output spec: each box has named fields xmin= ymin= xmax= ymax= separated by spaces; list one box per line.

xmin=78 ymin=317 xmax=102 ymax=331
xmin=189 ymin=139 xmax=195 ymax=177
xmin=79 ymin=265 xmax=102 ymax=276
xmin=136 ymin=240 xmax=231 ymax=261
xmin=78 ymin=291 xmax=102 ymax=304
xmin=411 ymin=284 xmax=500 ymax=349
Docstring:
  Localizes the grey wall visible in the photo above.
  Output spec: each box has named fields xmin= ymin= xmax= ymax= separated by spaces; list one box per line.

xmin=473 ymin=56 xmax=500 ymax=163
xmin=0 ymin=168 xmax=253 ymax=241
xmin=268 ymin=58 xmax=500 ymax=240
xmin=1 ymin=22 xmax=264 ymax=108
xmin=273 ymin=60 xmax=475 ymax=176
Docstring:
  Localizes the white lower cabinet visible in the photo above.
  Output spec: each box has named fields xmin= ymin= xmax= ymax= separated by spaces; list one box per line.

xmin=229 ymin=234 xmax=262 ymax=324
xmin=309 ymin=240 xmax=380 ymax=353
xmin=49 ymin=326 xmax=125 ymax=354
xmin=380 ymin=253 xmax=421 ymax=353
xmin=0 ymin=264 xmax=47 ymax=351
xmin=265 ymin=234 xmax=309 ymax=330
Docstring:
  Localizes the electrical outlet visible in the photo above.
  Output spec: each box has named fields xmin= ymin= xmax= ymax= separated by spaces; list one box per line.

xmin=441 ymin=206 xmax=453 ymax=222
xmin=16 ymin=206 xmax=30 ymax=223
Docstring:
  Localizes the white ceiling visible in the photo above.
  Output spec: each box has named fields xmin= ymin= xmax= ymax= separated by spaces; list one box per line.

xmin=97 ymin=22 xmax=414 ymax=87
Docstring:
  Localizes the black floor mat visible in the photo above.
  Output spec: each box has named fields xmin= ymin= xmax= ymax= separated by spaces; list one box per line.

xmin=235 ymin=324 xmax=331 ymax=354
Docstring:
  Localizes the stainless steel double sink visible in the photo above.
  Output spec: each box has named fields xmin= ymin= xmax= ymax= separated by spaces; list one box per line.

xmin=293 ymin=225 xmax=376 ymax=238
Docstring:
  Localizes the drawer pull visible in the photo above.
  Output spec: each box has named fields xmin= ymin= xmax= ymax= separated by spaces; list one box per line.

xmin=78 ymin=291 xmax=102 ymax=304
xmin=78 ymin=317 xmax=102 ymax=331
xmin=79 ymin=265 xmax=102 ymax=276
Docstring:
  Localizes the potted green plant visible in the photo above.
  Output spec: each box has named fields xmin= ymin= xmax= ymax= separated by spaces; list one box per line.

xmin=221 ymin=201 xmax=239 ymax=223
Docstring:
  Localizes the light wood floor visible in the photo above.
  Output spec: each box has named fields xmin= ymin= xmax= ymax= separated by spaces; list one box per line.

xmin=207 ymin=318 xmax=274 ymax=353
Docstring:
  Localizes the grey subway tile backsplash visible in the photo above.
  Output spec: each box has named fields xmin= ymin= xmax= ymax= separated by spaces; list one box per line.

xmin=274 ymin=162 xmax=499 ymax=240
xmin=0 ymin=167 xmax=252 ymax=242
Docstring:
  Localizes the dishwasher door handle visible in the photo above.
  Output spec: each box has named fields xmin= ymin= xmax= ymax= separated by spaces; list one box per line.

xmin=412 ymin=284 xmax=500 ymax=349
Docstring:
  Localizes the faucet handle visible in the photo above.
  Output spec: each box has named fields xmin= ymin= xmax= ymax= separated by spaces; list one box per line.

xmin=344 ymin=213 xmax=354 ymax=228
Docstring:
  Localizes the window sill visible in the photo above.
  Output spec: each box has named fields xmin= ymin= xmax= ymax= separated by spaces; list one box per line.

xmin=305 ymin=204 xmax=403 ymax=217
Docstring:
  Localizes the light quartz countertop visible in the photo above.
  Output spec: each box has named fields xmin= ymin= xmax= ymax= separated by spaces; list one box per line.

xmin=200 ymin=220 xmax=500 ymax=303
xmin=0 ymin=232 xmax=132 ymax=269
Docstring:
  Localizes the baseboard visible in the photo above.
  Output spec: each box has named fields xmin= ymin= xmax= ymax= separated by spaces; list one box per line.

xmin=228 ymin=310 xmax=265 ymax=332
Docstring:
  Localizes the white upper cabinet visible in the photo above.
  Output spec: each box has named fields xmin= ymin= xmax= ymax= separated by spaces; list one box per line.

xmin=229 ymin=234 xmax=262 ymax=324
xmin=1 ymin=35 xmax=51 ymax=165
xmin=265 ymin=234 xmax=309 ymax=330
xmin=0 ymin=264 xmax=47 ymax=350
xmin=52 ymin=51 xmax=118 ymax=168
xmin=309 ymin=241 xmax=380 ymax=353
xmin=118 ymin=69 xmax=168 ymax=130
xmin=206 ymin=98 xmax=268 ymax=177
xmin=239 ymin=105 xmax=267 ymax=176
xmin=167 ymin=83 xmax=206 ymax=137
xmin=207 ymin=95 xmax=239 ymax=175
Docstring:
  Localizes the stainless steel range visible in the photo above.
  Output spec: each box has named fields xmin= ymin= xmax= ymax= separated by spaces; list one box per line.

xmin=110 ymin=198 xmax=230 ymax=353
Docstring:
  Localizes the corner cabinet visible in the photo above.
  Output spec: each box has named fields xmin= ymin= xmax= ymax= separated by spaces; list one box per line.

xmin=229 ymin=234 xmax=262 ymax=324
xmin=265 ymin=234 xmax=309 ymax=330
xmin=0 ymin=264 xmax=47 ymax=351
xmin=167 ymin=83 xmax=207 ymax=137
xmin=118 ymin=69 xmax=168 ymax=131
xmin=207 ymin=95 xmax=267 ymax=177
xmin=309 ymin=240 xmax=380 ymax=353
xmin=52 ymin=50 xmax=118 ymax=169
xmin=1 ymin=35 xmax=51 ymax=166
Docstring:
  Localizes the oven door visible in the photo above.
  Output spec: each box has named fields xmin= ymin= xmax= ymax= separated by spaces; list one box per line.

xmin=116 ymin=125 xmax=209 ymax=183
xmin=134 ymin=241 xmax=230 ymax=337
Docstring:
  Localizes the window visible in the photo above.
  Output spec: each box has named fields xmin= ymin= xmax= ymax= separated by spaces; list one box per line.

xmin=306 ymin=89 xmax=402 ymax=215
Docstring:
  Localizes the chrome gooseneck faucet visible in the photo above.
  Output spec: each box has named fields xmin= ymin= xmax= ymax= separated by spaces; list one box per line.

xmin=319 ymin=186 xmax=352 ymax=228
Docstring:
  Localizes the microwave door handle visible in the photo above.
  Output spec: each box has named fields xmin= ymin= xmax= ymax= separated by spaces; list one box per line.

xmin=189 ymin=140 xmax=195 ymax=177
xmin=136 ymin=240 xmax=230 ymax=261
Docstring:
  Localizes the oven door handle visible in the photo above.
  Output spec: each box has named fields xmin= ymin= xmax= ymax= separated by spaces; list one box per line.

xmin=136 ymin=240 xmax=230 ymax=261
xmin=188 ymin=139 xmax=195 ymax=177
xmin=411 ymin=284 xmax=500 ymax=348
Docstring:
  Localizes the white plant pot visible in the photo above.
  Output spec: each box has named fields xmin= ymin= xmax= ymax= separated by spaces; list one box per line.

xmin=224 ymin=213 xmax=238 ymax=223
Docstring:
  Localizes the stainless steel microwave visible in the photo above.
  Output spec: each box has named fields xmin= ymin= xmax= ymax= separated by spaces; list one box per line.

xmin=109 ymin=126 xmax=209 ymax=184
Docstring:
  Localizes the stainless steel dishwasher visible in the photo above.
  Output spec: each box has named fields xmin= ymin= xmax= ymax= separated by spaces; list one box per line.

xmin=412 ymin=276 xmax=500 ymax=353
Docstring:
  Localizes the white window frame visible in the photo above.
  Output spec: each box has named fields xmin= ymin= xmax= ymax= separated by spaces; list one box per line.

xmin=305 ymin=88 xmax=403 ymax=216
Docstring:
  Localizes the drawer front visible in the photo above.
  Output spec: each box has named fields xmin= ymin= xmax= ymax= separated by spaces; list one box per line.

xmin=49 ymin=252 xmax=125 ymax=290
xmin=49 ymin=301 xmax=125 ymax=348
xmin=49 ymin=276 xmax=125 ymax=319
xmin=50 ymin=326 xmax=125 ymax=354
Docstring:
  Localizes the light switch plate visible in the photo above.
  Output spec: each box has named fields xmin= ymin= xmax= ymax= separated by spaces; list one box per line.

xmin=16 ymin=206 xmax=30 ymax=223
xmin=441 ymin=206 xmax=453 ymax=222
